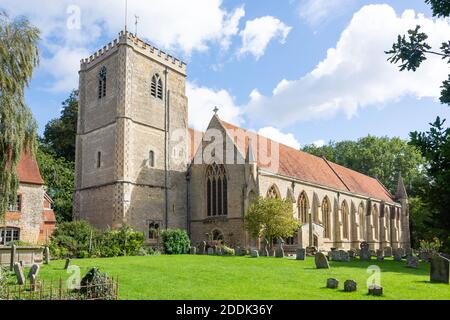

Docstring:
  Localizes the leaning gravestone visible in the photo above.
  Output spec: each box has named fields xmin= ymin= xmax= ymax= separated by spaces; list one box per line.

xmin=27 ymin=263 xmax=40 ymax=281
xmin=64 ymin=258 xmax=71 ymax=270
xmin=344 ymin=280 xmax=357 ymax=292
xmin=376 ymin=250 xmax=384 ymax=262
xmin=430 ymin=254 xmax=450 ymax=284
xmin=315 ymin=252 xmax=330 ymax=269
xmin=275 ymin=238 xmax=285 ymax=258
xmin=44 ymin=246 xmax=51 ymax=264
xmin=339 ymin=250 xmax=350 ymax=262
xmin=407 ymin=255 xmax=419 ymax=269
xmin=327 ymin=278 xmax=339 ymax=289
xmin=296 ymin=248 xmax=306 ymax=261
xmin=14 ymin=262 xmax=25 ymax=285
xmin=251 ymin=250 xmax=259 ymax=258
xmin=384 ymin=247 xmax=393 ymax=257
xmin=260 ymin=239 xmax=270 ymax=257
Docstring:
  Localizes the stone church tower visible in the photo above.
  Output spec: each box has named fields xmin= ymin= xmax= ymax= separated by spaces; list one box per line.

xmin=74 ymin=31 xmax=189 ymax=238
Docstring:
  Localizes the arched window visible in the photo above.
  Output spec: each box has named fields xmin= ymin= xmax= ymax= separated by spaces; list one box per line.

xmin=358 ymin=203 xmax=365 ymax=239
xmin=385 ymin=207 xmax=390 ymax=241
xmin=151 ymin=74 xmax=163 ymax=100
xmin=342 ymin=201 xmax=349 ymax=239
xmin=206 ymin=164 xmax=227 ymax=217
xmin=298 ymin=192 xmax=309 ymax=224
xmin=98 ymin=66 xmax=107 ymax=99
xmin=322 ymin=197 xmax=331 ymax=238
xmin=212 ymin=229 xmax=224 ymax=241
xmin=372 ymin=205 xmax=379 ymax=240
xmin=267 ymin=185 xmax=280 ymax=199
xmin=149 ymin=150 xmax=155 ymax=168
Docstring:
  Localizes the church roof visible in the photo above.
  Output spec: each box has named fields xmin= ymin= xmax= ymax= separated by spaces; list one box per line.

xmin=217 ymin=119 xmax=395 ymax=203
xmin=16 ymin=150 xmax=45 ymax=185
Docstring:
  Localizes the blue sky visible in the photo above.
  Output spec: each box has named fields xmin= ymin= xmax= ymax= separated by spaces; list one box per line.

xmin=2 ymin=0 xmax=450 ymax=148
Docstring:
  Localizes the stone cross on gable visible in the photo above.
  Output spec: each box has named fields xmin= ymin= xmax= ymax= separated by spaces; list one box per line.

xmin=213 ymin=106 xmax=219 ymax=115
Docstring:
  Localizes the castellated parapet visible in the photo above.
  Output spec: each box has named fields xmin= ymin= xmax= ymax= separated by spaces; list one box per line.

xmin=80 ymin=30 xmax=187 ymax=75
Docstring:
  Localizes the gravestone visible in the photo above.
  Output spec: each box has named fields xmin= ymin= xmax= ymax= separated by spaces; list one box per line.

xmin=14 ymin=262 xmax=25 ymax=285
xmin=383 ymin=247 xmax=393 ymax=257
xmin=64 ymin=258 xmax=71 ymax=270
xmin=327 ymin=278 xmax=339 ymax=289
xmin=30 ymin=274 xmax=37 ymax=292
xmin=348 ymin=249 xmax=357 ymax=260
xmin=275 ymin=238 xmax=285 ymax=258
xmin=344 ymin=280 xmax=357 ymax=292
xmin=315 ymin=252 xmax=330 ymax=269
xmin=339 ymin=250 xmax=350 ymax=262
xmin=296 ymin=248 xmax=306 ymax=261
xmin=393 ymin=249 xmax=403 ymax=262
xmin=44 ymin=246 xmax=51 ymax=264
xmin=407 ymin=255 xmax=419 ymax=269
xmin=216 ymin=247 xmax=223 ymax=256
xmin=261 ymin=239 xmax=270 ymax=257
xmin=329 ymin=249 xmax=340 ymax=261
xmin=235 ymin=247 xmax=242 ymax=256
xmin=368 ymin=285 xmax=383 ymax=296
xmin=251 ymin=250 xmax=259 ymax=258
xmin=201 ymin=241 xmax=207 ymax=255
xmin=207 ymin=248 xmax=214 ymax=255
xmin=360 ymin=245 xmax=371 ymax=261
xmin=190 ymin=247 xmax=197 ymax=255
xmin=376 ymin=250 xmax=384 ymax=262
xmin=10 ymin=244 xmax=17 ymax=271
xmin=27 ymin=264 xmax=40 ymax=281
xmin=430 ymin=254 xmax=450 ymax=284
xmin=306 ymin=246 xmax=317 ymax=256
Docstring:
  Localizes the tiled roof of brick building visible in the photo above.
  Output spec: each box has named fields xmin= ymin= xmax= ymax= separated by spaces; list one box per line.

xmin=217 ymin=119 xmax=395 ymax=203
xmin=16 ymin=151 xmax=45 ymax=185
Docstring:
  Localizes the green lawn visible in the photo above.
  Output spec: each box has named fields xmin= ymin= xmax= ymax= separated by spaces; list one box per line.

xmin=25 ymin=255 xmax=450 ymax=300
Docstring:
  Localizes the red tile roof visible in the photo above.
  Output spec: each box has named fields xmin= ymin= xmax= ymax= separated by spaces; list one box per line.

xmin=16 ymin=151 xmax=45 ymax=185
xmin=216 ymin=119 xmax=395 ymax=203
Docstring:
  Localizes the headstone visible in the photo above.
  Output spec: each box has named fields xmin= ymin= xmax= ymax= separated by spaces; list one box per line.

xmin=348 ymin=249 xmax=357 ymax=260
xmin=430 ymin=254 xmax=450 ymax=284
xmin=275 ymin=237 xmax=285 ymax=258
xmin=19 ymin=261 xmax=24 ymax=267
xmin=407 ymin=255 xmax=419 ymax=269
xmin=296 ymin=248 xmax=306 ymax=261
xmin=339 ymin=250 xmax=350 ymax=262
xmin=251 ymin=250 xmax=259 ymax=258
xmin=315 ymin=252 xmax=330 ymax=269
xmin=360 ymin=242 xmax=371 ymax=261
xmin=190 ymin=247 xmax=197 ymax=255
xmin=201 ymin=241 xmax=207 ymax=255
xmin=368 ymin=285 xmax=383 ymax=296
xmin=30 ymin=274 xmax=37 ymax=292
xmin=10 ymin=244 xmax=16 ymax=271
xmin=329 ymin=249 xmax=340 ymax=261
xmin=207 ymin=248 xmax=214 ymax=255
xmin=14 ymin=262 xmax=25 ymax=285
xmin=344 ymin=280 xmax=357 ymax=292
xmin=261 ymin=239 xmax=270 ymax=257
xmin=27 ymin=263 xmax=40 ymax=281
xmin=393 ymin=249 xmax=403 ymax=262
xmin=235 ymin=247 xmax=242 ymax=256
xmin=306 ymin=246 xmax=317 ymax=256
xmin=44 ymin=246 xmax=51 ymax=264
xmin=383 ymin=247 xmax=393 ymax=257
xmin=327 ymin=278 xmax=339 ymax=289
xmin=64 ymin=258 xmax=71 ymax=270
xmin=376 ymin=250 xmax=384 ymax=262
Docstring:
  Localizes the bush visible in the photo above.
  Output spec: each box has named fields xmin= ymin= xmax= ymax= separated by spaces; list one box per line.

xmin=419 ymin=237 xmax=442 ymax=255
xmin=78 ymin=268 xmax=115 ymax=300
xmin=161 ymin=229 xmax=191 ymax=255
xmin=6 ymin=240 xmax=33 ymax=246
xmin=98 ymin=226 xmax=145 ymax=258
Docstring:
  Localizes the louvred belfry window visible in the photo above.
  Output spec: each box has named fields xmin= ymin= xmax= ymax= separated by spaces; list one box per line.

xmin=206 ymin=164 xmax=228 ymax=217
xmin=98 ymin=66 xmax=107 ymax=99
xmin=151 ymin=74 xmax=163 ymax=100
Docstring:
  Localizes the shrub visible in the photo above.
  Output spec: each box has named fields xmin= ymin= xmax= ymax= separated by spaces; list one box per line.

xmin=419 ymin=237 xmax=442 ymax=255
xmin=98 ymin=226 xmax=145 ymax=258
xmin=161 ymin=229 xmax=190 ymax=254
xmin=78 ymin=268 xmax=115 ymax=300
xmin=6 ymin=240 xmax=33 ymax=246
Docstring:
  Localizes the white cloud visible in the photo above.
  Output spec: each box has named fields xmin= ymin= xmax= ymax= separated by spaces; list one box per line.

xmin=312 ymin=140 xmax=325 ymax=147
xmin=258 ymin=127 xmax=301 ymax=149
xmin=238 ymin=16 xmax=292 ymax=60
xmin=246 ymin=4 xmax=450 ymax=127
xmin=298 ymin=0 xmax=356 ymax=27
xmin=186 ymin=82 xmax=242 ymax=131
xmin=1 ymin=0 xmax=246 ymax=92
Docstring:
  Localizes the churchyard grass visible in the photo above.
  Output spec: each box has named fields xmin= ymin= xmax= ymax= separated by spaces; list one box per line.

xmin=26 ymin=255 xmax=450 ymax=300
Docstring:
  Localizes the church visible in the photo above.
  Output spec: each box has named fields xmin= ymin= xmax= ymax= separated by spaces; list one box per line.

xmin=74 ymin=30 xmax=411 ymax=252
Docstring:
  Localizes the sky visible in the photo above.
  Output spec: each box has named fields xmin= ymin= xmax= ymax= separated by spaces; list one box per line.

xmin=1 ymin=0 xmax=450 ymax=149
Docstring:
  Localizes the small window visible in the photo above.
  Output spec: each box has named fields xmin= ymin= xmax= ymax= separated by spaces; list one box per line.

xmin=97 ymin=152 xmax=102 ymax=168
xmin=98 ymin=66 xmax=107 ymax=99
xmin=0 ymin=227 xmax=20 ymax=245
xmin=149 ymin=150 xmax=155 ymax=168
xmin=151 ymin=74 xmax=163 ymax=100
xmin=148 ymin=222 xmax=160 ymax=240
xmin=8 ymin=195 xmax=22 ymax=212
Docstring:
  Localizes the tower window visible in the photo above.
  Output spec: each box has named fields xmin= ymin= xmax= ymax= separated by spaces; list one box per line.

xmin=98 ymin=66 xmax=107 ymax=99
xmin=151 ymin=74 xmax=163 ymax=100
xmin=97 ymin=151 xmax=102 ymax=168
xmin=149 ymin=150 xmax=155 ymax=168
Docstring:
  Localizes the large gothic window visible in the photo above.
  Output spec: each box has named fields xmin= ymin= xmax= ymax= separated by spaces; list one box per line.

xmin=358 ymin=203 xmax=365 ymax=239
xmin=372 ymin=205 xmax=379 ymax=240
xmin=151 ymin=74 xmax=163 ymax=100
xmin=206 ymin=164 xmax=228 ymax=217
xmin=322 ymin=197 xmax=331 ymax=238
xmin=98 ymin=66 xmax=107 ymax=99
xmin=342 ymin=201 xmax=349 ymax=239
xmin=267 ymin=185 xmax=280 ymax=199
xmin=298 ymin=192 xmax=309 ymax=224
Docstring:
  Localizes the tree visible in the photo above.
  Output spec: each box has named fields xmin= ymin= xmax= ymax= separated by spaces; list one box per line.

xmin=0 ymin=12 xmax=40 ymax=217
xmin=303 ymin=136 xmax=426 ymax=195
xmin=244 ymin=197 xmax=300 ymax=248
xmin=42 ymin=90 xmax=78 ymax=162
xmin=36 ymin=146 xmax=74 ymax=222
